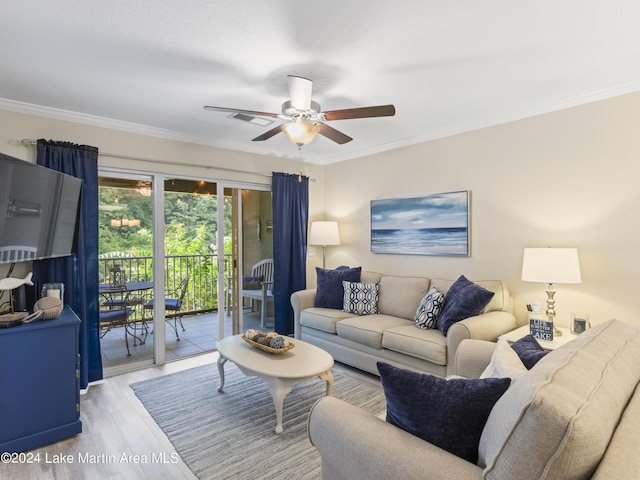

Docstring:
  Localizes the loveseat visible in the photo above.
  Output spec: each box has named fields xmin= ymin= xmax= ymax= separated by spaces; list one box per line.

xmin=291 ymin=269 xmax=516 ymax=377
xmin=308 ymin=318 xmax=640 ymax=480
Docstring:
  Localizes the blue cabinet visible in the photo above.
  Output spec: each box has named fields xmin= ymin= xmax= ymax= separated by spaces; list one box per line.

xmin=0 ymin=306 xmax=82 ymax=452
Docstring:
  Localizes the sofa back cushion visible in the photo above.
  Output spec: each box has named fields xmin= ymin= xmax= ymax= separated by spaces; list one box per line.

xmin=431 ymin=278 xmax=510 ymax=313
xmin=377 ymin=275 xmax=430 ymax=320
xmin=478 ymin=319 xmax=640 ymax=480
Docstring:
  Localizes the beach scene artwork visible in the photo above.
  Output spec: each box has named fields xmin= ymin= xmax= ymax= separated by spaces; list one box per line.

xmin=371 ymin=191 xmax=469 ymax=256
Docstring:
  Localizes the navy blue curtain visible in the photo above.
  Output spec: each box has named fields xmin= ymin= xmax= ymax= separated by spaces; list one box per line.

xmin=33 ymin=140 xmax=102 ymax=387
xmin=271 ymin=172 xmax=309 ymax=335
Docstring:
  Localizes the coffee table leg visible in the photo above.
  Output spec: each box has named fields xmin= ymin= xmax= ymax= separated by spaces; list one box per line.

xmin=217 ymin=355 xmax=227 ymax=392
xmin=318 ymin=369 xmax=334 ymax=396
xmin=264 ymin=377 xmax=293 ymax=434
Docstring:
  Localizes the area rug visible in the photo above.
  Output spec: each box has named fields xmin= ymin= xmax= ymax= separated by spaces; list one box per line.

xmin=131 ymin=362 xmax=386 ymax=480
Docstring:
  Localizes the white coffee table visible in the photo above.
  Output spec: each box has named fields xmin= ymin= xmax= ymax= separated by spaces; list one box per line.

xmin=216 ymin=335 xmax=334 ymax=434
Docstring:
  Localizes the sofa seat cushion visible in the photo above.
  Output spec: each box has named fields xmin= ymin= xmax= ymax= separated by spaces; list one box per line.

xmin=300 ymin=307 xmax=354 ymax=334
xmin=479 ymin=319 xmax=640 ymax=480
xmin=382 ymin=325 xmax=447 ymax=366
xmin=377 ymin=275 xmax=430 ymax=320
xmin=336 ymin=315 xmax=412 ymax=349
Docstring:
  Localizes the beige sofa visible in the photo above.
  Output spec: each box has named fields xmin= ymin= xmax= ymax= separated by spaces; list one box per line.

xmin=291 ymin=271 xmax=516 ymax=377
xmin=308 ymin=318 xmax=640 ymax=480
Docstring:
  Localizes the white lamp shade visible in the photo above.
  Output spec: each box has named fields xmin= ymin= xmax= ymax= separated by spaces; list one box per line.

xmin=521 ymin=248 xmax=582 ymax=284
xmin=309 ymin=221 xmax=341 ymax=246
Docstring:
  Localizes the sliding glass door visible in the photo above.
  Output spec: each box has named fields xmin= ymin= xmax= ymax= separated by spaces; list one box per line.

xmin=98 ymin=169 xmax=272 ymax=375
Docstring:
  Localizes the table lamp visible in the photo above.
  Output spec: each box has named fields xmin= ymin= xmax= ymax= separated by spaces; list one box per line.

xmin=521 ymin=247 xmax=582 ymax=336
xmin=309 ymin=221 xmax=341 ymax=269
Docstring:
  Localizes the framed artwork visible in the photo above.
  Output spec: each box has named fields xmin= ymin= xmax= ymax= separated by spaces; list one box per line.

xmin=370 ymin=190 xmax=470 ymax=256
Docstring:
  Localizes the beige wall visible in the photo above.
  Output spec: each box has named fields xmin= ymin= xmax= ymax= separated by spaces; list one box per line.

xmin=322 ymin=91 xmax=640 ymax=330
xmin=3 ymin=92 xmax=639 ymax=332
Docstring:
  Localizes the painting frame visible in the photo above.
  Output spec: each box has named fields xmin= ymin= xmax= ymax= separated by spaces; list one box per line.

xmin=370 ymin=190 xmax=470 ymax=256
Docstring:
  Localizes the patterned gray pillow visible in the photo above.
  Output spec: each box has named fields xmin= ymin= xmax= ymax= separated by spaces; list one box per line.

xmin=342 ymin=281 xmax=380 ymax=315
xmin=414 ymin=286 xmax=445 ymax=329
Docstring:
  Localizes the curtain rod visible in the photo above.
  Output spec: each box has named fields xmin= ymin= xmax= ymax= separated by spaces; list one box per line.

xmin=20 ymin=139 xmax=315 ymax=181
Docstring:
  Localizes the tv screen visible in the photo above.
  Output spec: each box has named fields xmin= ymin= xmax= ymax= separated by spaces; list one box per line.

xmin=0 ymin=152 xmax=83 ymax=264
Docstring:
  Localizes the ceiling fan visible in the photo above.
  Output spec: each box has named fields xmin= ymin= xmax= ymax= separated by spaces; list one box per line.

xmin=203 ymin=75 xmax=395 ymax=149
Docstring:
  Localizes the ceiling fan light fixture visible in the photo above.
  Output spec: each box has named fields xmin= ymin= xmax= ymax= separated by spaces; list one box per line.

xmin=282 ymin=121 xmax=320 ymax=149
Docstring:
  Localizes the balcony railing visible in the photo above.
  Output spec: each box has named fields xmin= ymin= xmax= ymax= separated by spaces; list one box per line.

xmin=99 ymin=253 xmax=231 ymax=314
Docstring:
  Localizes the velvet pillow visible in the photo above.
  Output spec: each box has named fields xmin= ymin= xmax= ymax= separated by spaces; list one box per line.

xmin=342 ymin=281 xmax=380 ymax=315
xmin=315 ymin=267 xmax=362 ymax=309
xmin=414 ymin=287 xmax=445 ymax=329
xmin=480 ymin=336 xmax=528 ymax=382
xmin=438 ymin=275 xmax=495 ymax=336
xmin=242 ymin=275 xmax=264 ymax=290
xmin=377 ymin=362 xmax=510 ymax=463
xmin=511 ymin=334 xmax=548 ymax=369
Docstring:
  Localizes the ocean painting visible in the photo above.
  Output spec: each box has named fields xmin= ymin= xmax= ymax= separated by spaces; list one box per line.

xmin=371 ymin=191 xmax=470 ymax=256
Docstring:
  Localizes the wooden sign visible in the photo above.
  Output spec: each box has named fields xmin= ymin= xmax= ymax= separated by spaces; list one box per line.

xmin=530 ymin=317 xmax=554 ymax=341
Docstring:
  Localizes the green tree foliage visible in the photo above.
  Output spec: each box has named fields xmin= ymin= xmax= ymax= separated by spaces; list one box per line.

xmin=98 ymin=186 xmax=233 ymax=311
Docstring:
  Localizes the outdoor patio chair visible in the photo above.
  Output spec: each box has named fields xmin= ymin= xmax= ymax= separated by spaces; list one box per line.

xmin=144 ymin=275 xmax=189 ymax=341
xmin=241 ymin=258 xmax=274 ymax=327
xmin=99 ymin=307 xmax=137 ymax=356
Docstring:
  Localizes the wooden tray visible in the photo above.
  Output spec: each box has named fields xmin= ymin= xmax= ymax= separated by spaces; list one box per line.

xmin=242 ymin=335 xmax=295 ymax=354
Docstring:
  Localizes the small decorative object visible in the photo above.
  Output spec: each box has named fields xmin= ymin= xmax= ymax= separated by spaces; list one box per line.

xmin=570 ymin=313 xmax=591 ymax=335
xmin=370 ymin=191 xmax=470 ymax=256
xmin=242 ymin=330 xmax=294 ymax=354
xmin=529 ymin=316 xmax=554 ymax=341
xmin=109 ymin=265 xmax=126 ymax=286
xmin=41 ymin=282 xmax=65 ymax=302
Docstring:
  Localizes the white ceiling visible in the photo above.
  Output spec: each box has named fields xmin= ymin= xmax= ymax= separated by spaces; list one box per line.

xmin=2 ymin=1 xmax=640 ymax=165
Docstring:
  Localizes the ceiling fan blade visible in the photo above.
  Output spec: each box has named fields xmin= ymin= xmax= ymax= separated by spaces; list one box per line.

xmin=287 ymin=75 xmax=313 ymax=111
xmin=322 ymin=104 xmax=396 ymax=121
xmin=252 ymin=125 xmax=284 ymax=142
xmin=317 ymin=123 xmax=353 ymax=145
xmin=203 ymin=106 xmax=280 ymax=118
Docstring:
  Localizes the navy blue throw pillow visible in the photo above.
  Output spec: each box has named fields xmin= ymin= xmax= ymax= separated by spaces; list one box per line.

xmin=511 ymin=334 xmax=548 ymax=369
xmin=377 ymin=362 xmax=510 ymax=463
xmin=314 ymin=267 xmax=362 ymax=309
xmin=438 ymin=275 xmax=495 ymax=336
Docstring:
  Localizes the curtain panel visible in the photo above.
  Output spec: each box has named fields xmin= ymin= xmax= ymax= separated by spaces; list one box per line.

xmin=34 ymin=140 xmax=102 ymax=387
xmin=271 ymin=172 xmax=309 ymax=335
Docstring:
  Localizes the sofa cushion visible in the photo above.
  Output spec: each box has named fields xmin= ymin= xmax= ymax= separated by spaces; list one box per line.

xmin=342 ymin=281 xmax=380 ymax=315
xmin=242 ymin=275 xmax=264 ymax=290
xmin=300 ymin=307 xmax=354 ymax=334
xmin=414 ymin=286 xmax=445 ymax=329
xmin=432 ymin=278 xmax=509 ymax=313
xmin=336 ymin=315 xmax=412 ymax=349
xmin=437 ymin=275 xmax=494 ymax=336
xmin=382 ymin=325 xmax=447 ymax=365
xmin=480 ymin=336 xmax=527 ymax=382
xmin=510 ymin=334 xmax=548 ymax=369
xmin=479 ymin=319 xmax=640 ymax=480
xmin=314 ymin=267 xmax=361 ymax=309
xmin=378 ymin=362 xmax=510 ymax=463
xmin=377 ymin=275 xmax=430 ymax=320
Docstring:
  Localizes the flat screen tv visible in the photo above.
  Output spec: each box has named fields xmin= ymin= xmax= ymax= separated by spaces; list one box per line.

xmin=0 ymin=152 xmax=83 ymax=264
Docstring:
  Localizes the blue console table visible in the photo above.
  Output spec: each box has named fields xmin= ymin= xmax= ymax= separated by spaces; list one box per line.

xmin=0 ymin=306 xmax=82 ymax=453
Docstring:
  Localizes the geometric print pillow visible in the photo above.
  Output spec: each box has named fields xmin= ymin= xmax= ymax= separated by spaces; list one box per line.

xmin=414 ymin=287 xmax=445 ymax=329
xmin=342 ymin=281 xmax=380 ymax=316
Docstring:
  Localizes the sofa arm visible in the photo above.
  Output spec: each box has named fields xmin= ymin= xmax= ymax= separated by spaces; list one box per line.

xmin=446 ymin=311 xmax=516 ymax=375
xmin=452 ymin=339 xmax=496 ymax=378
xmin=291 ymin=288 xmax=316 ymax=339
xmin=309 ymin=396 xmax=483 ymax=480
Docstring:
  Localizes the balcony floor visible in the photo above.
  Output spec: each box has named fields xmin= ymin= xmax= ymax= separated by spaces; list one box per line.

xmin=100 ymin=309 xmax=270 ymax=372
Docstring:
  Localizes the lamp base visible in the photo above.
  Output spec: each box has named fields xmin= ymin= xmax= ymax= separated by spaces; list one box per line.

xmin=545 ymin=283 xmax=562 ymax=336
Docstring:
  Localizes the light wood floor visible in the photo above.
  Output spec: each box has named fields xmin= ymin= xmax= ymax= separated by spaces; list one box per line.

xmin=1 ymin=350 xmax=382 ymax=479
